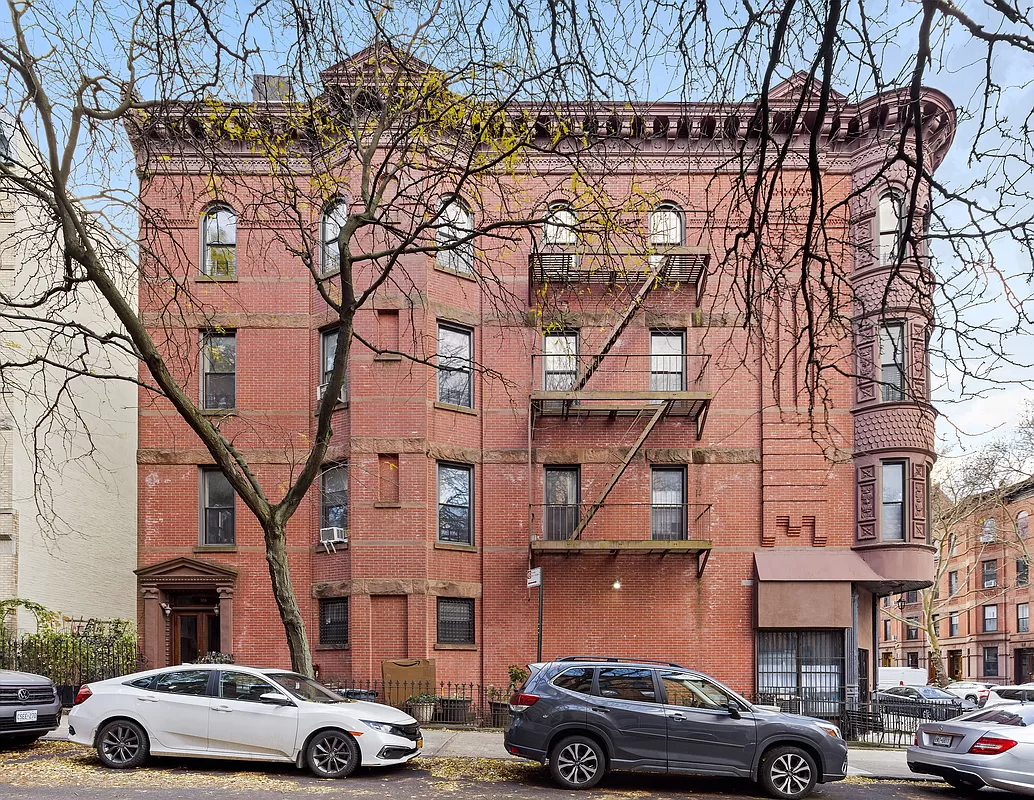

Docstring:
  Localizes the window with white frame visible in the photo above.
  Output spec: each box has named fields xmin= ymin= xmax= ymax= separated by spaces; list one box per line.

xmin=436 ymin=196 xmax=474 ymax=274
xmin=881 ymin=461 xmax=906 ymax=541
xmin=906 ymin=616 xmax=919 ymax=640
xmin=1019 ymin=510 xmax=1030 ymax=538
xmin=981 ymin=518 xmax=997 ymax=543
xmin=201 ymin=468 xmax=235 ymax=545
xmin=319 ymin=329 xmax=346 ymax=403
xmin=437 ymin=462 xmax=473 ymax=545
xmin=949 ymin=613 xmax=959 ymax=637
xmin=543 ymin=332 xmax=579 ymax=391
xmin=983 ymin=604 xmax=998 ymax=633
xmin=321 ymin=199 xmax=348 ymax=274
xmin=542 ymin=203 xmax=579 ymax=271
xmin=648 ymin=203 xmax=684 ymax=271
xmin=437 ymin=324 xmax=473 ymax=408
xmin=320 ymin=465 xmax=348 ymax=534
xmin=879 ymin=323 xmax=906 ymax=402
xmin=982 ymin=559 xmax=998 ymax=589
xmin=878 ymin=190 xmax=905 ymax=265
xmin=201 ymin=206 xmax=237 ymax=276
xmin=948 ymin=570 xmax=959 ymax=595
xmin=201 ymin=331 xmax=236 ymax=410
xmin=1019 ymin=603 xmax=1030 ymax=634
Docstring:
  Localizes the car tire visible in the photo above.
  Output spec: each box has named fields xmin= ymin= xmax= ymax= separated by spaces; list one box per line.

xmin=759 ymin=745 xmax=818 ymax=800
xmin=945 ymin=774 xmax=984 ymax=791
xmin=965 ymin=695 xmax=977 ymax=704
xmin=96 ymin=719 xmax=149 ymax=769
xmin=306 ymin=730 xmax=361 ymax=779
xmin=549 ymin=735 xmax=606 ymax=790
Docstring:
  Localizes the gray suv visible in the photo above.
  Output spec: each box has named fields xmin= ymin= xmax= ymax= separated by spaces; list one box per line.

xmin=0 ymin=670 xmax=62 ymax=747
xmin=503 ymin=658 xmax=848 ymax=799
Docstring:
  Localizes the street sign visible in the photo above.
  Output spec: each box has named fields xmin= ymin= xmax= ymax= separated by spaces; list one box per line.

xmin=527 ymin=567 xmax=542 ymax=588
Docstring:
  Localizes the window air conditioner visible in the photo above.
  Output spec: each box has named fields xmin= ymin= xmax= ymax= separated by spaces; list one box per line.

xmin=320 ymin=527 xmax=347 ymax=545
xmin=318 ymin=383 xmax=346 ymax=403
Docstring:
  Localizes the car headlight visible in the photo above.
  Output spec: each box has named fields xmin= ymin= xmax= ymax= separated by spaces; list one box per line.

xmin=361 ymin=720 xmax=395 ymax=734
xmin=815 ymin=723 xmax=842 ymax=739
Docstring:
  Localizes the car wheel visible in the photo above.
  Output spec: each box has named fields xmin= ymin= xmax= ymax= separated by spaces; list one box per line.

xmin=306 ymin=730 xmax=360 ymax=779
xmin=945 ymin=774 xmax=984 ymax=791
xmin=96 ymin=719 xmax=149 ymax=769
xmin=549 ymin=735 xmax=606 ymax=790
xmin=759 ymin=745 xmax=817 ymax=800
xmin=965 ymin=695 xmax=977 ymax=704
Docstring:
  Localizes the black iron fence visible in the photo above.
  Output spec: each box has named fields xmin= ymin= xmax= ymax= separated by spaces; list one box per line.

xmin=325 ymin=680 xmax=515 ymax=727
xmin=0 ymin=635 xmax=141 ymax=707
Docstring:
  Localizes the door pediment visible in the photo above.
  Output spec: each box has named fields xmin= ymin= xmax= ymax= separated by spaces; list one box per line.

xmin=136 ymin=556 xmax=238 ymax=584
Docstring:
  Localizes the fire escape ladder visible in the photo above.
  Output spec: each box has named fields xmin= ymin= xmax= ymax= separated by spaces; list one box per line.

xmin=570 ymin=260 xmax=665 ymax=393
xmin=570 ymin=399 xmax=674 ymax=540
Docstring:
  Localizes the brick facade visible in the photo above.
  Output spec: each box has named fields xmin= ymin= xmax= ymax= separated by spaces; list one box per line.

xmin=134 ymin=59 xmax=956 ymax=700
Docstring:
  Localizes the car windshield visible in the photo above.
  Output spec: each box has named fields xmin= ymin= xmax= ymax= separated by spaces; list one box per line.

xmin=919 ymin=687 xmax=955 ymax=700
xmin=266 ymin=672 xmax=343 ymax=704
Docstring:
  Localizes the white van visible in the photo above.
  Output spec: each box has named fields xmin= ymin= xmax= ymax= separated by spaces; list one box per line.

xmin=877 ymin=667 xmax=928 ymax=689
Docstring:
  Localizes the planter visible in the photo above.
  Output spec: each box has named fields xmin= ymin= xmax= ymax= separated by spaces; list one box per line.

xmin=489 ymin=700 xmax=510 ymax=728
xmin=408 ymin=701 xmax=436 ymax=724
xmin=437 ymin=696 xmax=473 ymax=724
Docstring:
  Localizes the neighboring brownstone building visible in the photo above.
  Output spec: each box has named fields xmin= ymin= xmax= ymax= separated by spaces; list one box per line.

xmin=880 ymin=479 xmax=1034 ymax=684
xmin=132 ymin=51 xmax=956 ymax=701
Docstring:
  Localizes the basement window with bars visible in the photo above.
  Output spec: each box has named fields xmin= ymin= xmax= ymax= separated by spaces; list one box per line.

xmin=756 ymin=630 xmax=844 ymax=717
xmin=437 ymin=598 xmax=475 ymax=644
xmin=319 ymin=598 xmax=348 ymax=645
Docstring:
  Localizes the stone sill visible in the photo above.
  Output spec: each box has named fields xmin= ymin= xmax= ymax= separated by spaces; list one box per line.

xmin=433 ymin=643 xmax=478 ymax=651
xmin=315 ymin=643 xmax=350 ymax=651
xmin=194 ymin=546 xmax=237 ymax=553
xmin=314 ymin=402 xmax=349 ymax=416
xmin=434 ymin=542 xmax=477 ymax=553
xmin=315 ymin=543 xmax=349 ymax=553
xmin=200 ymin=408 xmax=238 ymax=417
xmin=373 ymin=353 xmax=403 ymax=362
xmin=196 ymin=274 xmax=238 ymax=282
xmin=433 ymin=264 xmax=478 ymax=282
xmin=374 ymin=501 xmax=402 ymax=509
xmin=434 ymin=401 xmax=477 ymax=416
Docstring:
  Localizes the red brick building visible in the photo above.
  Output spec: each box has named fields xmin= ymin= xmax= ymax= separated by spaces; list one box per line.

xmin=132 ymin=55 xmax=956 ymax=703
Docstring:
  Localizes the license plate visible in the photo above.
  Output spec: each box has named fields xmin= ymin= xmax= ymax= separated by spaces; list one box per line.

xmin=933 ymin=734 xmax=953 ymax=747
xmin=15 ymin=710 xmax=37 ymax=724
xmin=417 ymin=738 xmax=423 ymax=749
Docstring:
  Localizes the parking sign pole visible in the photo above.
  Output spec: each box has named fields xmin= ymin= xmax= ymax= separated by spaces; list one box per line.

xmin=537 ymin=580 xmax=544 ymax=662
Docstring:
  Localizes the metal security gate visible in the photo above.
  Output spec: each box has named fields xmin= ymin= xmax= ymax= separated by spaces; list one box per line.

xmin=756 ymin=630 xmax=846 ymax=720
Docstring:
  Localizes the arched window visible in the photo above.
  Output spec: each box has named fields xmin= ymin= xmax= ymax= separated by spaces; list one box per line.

xmin=436 ymin=196 xmax=474 ymax=275
xmin=321 ymin=199 xmax=348 ymax=274
xmin=878 ymin=190 xmax=905 ymax=265
xmin=201 ymin=205 xmax=237 ymax=277
xmin=649 ymin=203 xmax=684 ymax=272
xmin=981 ymin=518 xmax=997 ymax=543
xmin=542 ymin=203 xmax=578 ymax=273
xmin=1018 ymin=510 xmax=1029 ymax=539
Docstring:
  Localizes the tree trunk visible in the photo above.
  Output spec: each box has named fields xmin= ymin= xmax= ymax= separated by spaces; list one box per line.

xmin=927 ymin=628 xmax=950 ymax=686
xmin=263 ymin=518 xmax=313 ymax=676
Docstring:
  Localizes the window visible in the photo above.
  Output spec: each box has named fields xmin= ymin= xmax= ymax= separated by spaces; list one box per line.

xmin=949 ymin=614 xmax=959 ymax=637
xmin=319 ymin=329 xmax=347 ymax=403
xmin=201 ymin=331 xmax=236 ymax=409
xmin=1019 ymin=603 xmax=1030 ymax=634
xmin=984 ymin=646 xmax=999 ymax=677
xmin=126 ymin=676 xmax=156 ymax=690
xmin=544 ymin=467 xmax=579 ymax=541
xmin=219 ymin=670 xmax=280 ymax=703
xmin=982 ymin=560 xmax=998 ymax=589
xmin=437 ymin=463 xmax=473 ymax=545
xmin=319 ymin=598 xmax=348 ymax=645
xmin=648 ymin=203 xmax=684 ymax=271
xmin=883 ymin=619 xmax=891 ymax=640
xmin=320 ymin=465 xmax=348 ymax=533
xmin=948 ymin=571 xmax=958 ymax=596
xmin=437 ymin=324 xmax=473 ymax=408
xmin=543 ymin=332 xmax=579 ymax=391
xmin=878 ymin=190 xmax=905 ymax=265
xmin=201 ymin=468 xmax=235 ymax=545
xmin=1018 ymin=560 xmax=1030 ymax=587
xmin=883 ymin=596 xmax=890 ymax=607
xmin=1019 ymin=511 xmax=1030 ymax=538
xmin=983 ymin=604 xmax=998 ymax=633
xmin=879 ymin=323 xmax=906 ymax=402
xmin=906 ymin=617 xmax=919 ymax=640
xmin=553 ymin=667 xmax=593 ymax=694
xmin=436 ymin=196 xmax=474 ymax=274
xmin=905 ymin=590 xmax=919 ymax=604
xmin=155 ymin=670 xmax=211 ymax=696
xmin=651 ymin=467 xmax=686 ymax=541
xmin=436 ymin=597 xmax=474 ymax=644
xmin=906 ymin=652 xmax=920 ymax=669
xmin=756 ymin=630 xmax=843 ymax=710
xmin=201 ymin=206 xmax=237 ymax=276
xmin=661 ymin=672 xmax=734 ymax=710
xmin=321 ymin=199 xmax=348 ymax=274
xmin=596 ymin=668 xmax=657 ymax=703
xmin=881 ymin=461 xmax=906 ymax=540
xmin=541 ymin=203 xmax=579 ymax=272
xmin=981 ymin=518 xmax=997 ymax=543
xmin=650 ymin=330 xmax=686 ymax=392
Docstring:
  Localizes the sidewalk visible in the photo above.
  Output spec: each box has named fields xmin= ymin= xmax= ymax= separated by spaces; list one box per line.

xmin=45 ymin=714 xmax=930 ymax=781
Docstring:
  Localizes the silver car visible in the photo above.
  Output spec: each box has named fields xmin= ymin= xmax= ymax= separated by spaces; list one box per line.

xmin=908 ymin=703 xmax=1034 ymax=794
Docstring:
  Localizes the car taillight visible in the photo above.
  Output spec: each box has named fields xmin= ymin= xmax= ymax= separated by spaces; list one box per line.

xmin=74 ymin=685 xmax=92 ymax=705
xmin=509 ymin=692 xmax=539 ymax=712
xmin=914 ymin=730 xmax=921 ymax=746
xmin=968 ymin=736 xmax=1017 ymax=755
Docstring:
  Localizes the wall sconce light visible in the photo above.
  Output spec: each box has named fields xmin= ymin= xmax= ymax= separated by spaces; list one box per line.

xmin=612 ymin=580 xmax=622 ymax=590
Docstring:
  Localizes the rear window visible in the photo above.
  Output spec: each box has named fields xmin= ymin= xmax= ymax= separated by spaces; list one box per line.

xmin=965 ymin=707 xmax=1034 ymax=726
xmin=919 ymin=687 xmax=954 ymax=700
xmin=553 ymin=667 xmax=593 ymax=695
xmin=125 ymin=676 xmax=155 ymax=690
xmin=597 ymin=668 xmax=658 ymax=703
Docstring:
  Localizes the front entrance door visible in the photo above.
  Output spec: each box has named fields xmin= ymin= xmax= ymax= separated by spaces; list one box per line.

xmin=1016 ymin=649 xmax=1034 ymax=684
xmin=948 ymin=650 xmax=963 ymax=681
xmin=172 ymin=611 xmax=220 ymax=665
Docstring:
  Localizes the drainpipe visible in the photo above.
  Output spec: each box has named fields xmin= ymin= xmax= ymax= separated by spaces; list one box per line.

xmin=846 ymin=587 xmax=859 ymax=710
xmin=871 ymin=594 xmax=880 ymax=703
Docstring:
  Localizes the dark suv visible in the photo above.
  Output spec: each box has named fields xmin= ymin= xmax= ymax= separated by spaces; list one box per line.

xmin=503 ymin=658 xmax=848 ymax=799
xmin=0 ymin=670 xmax=62 ymax=747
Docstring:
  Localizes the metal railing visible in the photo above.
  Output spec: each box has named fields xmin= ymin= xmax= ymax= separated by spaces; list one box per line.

xmin=531 ymin=353 xmax=709 ymax=395
xmin=323 ymin=680 xmax=515 ymax=728
xmin=529 ymin=502 xmax=711 ymax=541
xmin=528 ymin=245 xmax=708 ymax=288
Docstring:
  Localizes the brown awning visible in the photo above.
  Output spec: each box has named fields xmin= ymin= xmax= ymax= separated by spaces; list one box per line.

xmin=754 ymin=550 xmax=884 ymax=583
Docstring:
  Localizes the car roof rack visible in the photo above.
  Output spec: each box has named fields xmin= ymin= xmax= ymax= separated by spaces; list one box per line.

xmin=555 ymin=656 xmax=689 ymax=669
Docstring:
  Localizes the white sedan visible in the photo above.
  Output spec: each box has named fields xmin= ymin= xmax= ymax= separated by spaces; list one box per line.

xmin=67 ymin=664 xmax=422 ymax=778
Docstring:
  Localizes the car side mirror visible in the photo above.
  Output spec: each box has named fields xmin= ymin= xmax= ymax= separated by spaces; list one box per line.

xmin=259 ymin=692 xmax=293 ymax=706
xmin=726 ymin=701 xmax=741 ymax=720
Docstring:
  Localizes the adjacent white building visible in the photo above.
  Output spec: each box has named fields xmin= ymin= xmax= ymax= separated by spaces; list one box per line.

xmin=0 ymin=121 xmax=137 ymax=632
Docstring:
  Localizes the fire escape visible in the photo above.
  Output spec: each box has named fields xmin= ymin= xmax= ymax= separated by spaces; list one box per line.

xmin=527 ymin=243 xmax=715 ymax=576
